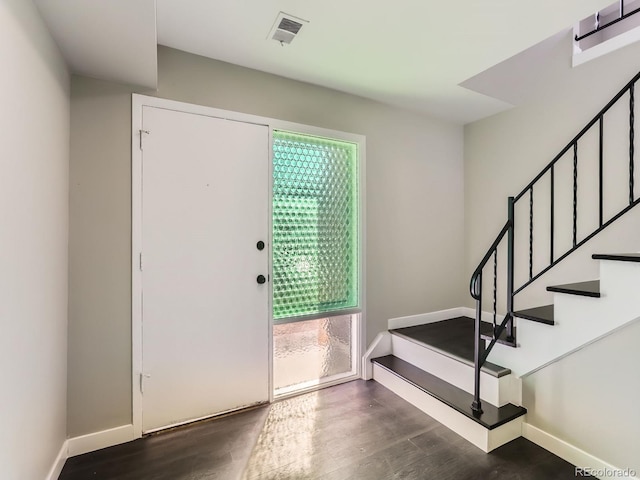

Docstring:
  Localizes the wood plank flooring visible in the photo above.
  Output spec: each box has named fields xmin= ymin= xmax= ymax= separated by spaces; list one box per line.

xmin=60 ymin=380 xmax=586 ymax=479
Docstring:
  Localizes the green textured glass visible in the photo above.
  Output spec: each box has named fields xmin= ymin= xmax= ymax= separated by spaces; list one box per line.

xmin=272 ymin=131 xmax=359 ymax=320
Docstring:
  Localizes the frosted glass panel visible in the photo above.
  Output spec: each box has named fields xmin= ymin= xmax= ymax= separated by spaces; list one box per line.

xmin=273 ymin=315 xmax=354 ymax=393
xmin=272 ymin=131 xmax=359 ymax=319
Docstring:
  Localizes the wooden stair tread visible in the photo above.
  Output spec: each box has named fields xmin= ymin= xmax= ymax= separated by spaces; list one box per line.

xmin=513 ymin=305 xmax=554 ymax=325
xmin=390 ymin=317 xmax=510 ymax=377
xmin=371 ymin=355 xmax=526 ymax=430
xmin=480 ymin=324 xmax=517 ymax=348
xmin=592 ymin=253 xmax=640 ymax=262
xmin=547 ymin=280 xmax=600 ymax=298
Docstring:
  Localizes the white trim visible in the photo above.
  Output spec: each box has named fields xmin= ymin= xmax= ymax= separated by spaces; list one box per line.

xmin=67 ymin=425 xmax=135 ymax=457
xmin=573 ymin=26 xmax=640 ymax=68
xmin=358 ymin=139 xmax=367 ymax=375
xmin=131 ymin=95 xmax=143 ymax=438
xmin=132 ymin=94 xmax=367 ymax=435
xmin=45 ymin=440 xmax=68 ymax=480
xmin=267 ymin=125 xmax=275 ymax=404
xmin=388 ymin=307 xmax=467 ymax=330
xmin=361 ymin=331 xmax=392 ymax=380
xmin=372 ymin=364 xmax=522 ymax=452
xmin=460 ymin=306 xmax=506 ymax=325
xmin=523 ymin=423 xmax=639 ymax=480
xmin=273 ymin=372 xmax=362 ymax=401
xmin=386 ymin=307 xmax=505 ymax=332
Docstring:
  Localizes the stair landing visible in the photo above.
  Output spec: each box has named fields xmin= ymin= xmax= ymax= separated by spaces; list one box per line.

xmin=390 ymin=317 xmax=510 ymax=377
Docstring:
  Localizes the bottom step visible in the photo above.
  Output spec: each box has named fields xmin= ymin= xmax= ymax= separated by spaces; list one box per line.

xmin=372 ymin=355 xmax=526 ymax=452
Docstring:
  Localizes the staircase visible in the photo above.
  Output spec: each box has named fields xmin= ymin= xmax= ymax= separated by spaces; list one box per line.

xmin=489 ymin=253 xmax=640 ymax=376
xmin=363 ymin=69 xmax=640 ymax=453
xmin=365 ymin=315 xmax=526 ymax=452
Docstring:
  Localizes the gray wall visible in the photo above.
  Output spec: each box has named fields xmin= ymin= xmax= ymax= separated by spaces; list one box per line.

xmin=0 ymin=0 xmax=70 ymax=478
xmin=465 ymin=32 xmax=640 ymax=472
xmin=68 ymin=45 xmax=465 ymax=436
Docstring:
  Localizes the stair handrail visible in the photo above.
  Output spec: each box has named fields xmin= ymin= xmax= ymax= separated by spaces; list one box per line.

xmin=512 ymin=69 xmax=640 ymax=295
xmin=469 ymin=69 xmax=640 ymax=416
xmin=575 ymin=0 xmax=640 ymax=42
xmin=469 ymin=215 xmax=514 ymax=415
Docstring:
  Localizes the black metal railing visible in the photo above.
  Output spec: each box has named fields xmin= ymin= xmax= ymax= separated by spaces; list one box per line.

xmin=575 ymin=0 xmax=640 ymax=42
xmin=469 ymin=212 xmax=514 ymax=415
xmin=468 ymin=68 xmax=640 ymax=415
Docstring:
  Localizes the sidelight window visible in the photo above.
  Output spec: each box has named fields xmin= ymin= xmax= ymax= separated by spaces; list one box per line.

xmin=272 ymin=131 xmax=360 ymax=321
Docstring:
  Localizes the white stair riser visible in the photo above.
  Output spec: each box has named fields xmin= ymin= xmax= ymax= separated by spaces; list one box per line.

xmin=372 ymin=364 xmax=523 ymax=452
xmin=391 ymin=334 xmax=518 ymax=407
xmin=488 ymin=260 xmax=640 ymax=377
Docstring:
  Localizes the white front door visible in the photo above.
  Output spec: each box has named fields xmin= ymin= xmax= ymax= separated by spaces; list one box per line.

xmin=140 ymin=106 xmax=269 ymax=433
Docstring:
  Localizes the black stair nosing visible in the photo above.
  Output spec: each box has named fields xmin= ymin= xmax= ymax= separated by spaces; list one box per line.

xmin=513 ymin=304 xmax=555 ymax=325
xmin=389 ymin=327 xmax=511 ymax=378
xmin=593 ymin=253 xmax=640 ymax=263
xmin=371 ymin=355 xmax=526 ymax=430
xmin=546 ymin=280 xmax=600 ymax=298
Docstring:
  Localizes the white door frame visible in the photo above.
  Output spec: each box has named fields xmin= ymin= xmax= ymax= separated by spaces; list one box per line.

xmin=131 ymin=94 xmax=366 ymax=439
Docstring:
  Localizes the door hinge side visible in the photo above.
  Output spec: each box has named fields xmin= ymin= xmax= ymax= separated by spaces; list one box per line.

xmin=140 ymin=373 xmax=151 ymax=394
xmin=139 ymin=252 xmax=143 ymax=271
xmin=139 ymin=129 xmax=150 ymax=150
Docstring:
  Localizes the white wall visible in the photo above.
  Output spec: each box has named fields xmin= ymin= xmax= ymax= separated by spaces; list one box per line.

xmin=523 ymin=319 xmax=640 ymax=474
xmin=465 ymin=31 xmax=640 ymax=311
xmin=67 ymin=46 xmax=465 ymax=437
xmin=0 ymin=1 xmax=70 ymax=478
xmin=465 ymin=31 xmax=640 ymax=474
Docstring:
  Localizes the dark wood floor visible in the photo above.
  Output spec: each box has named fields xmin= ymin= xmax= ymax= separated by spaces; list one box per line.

xmin=60 ymin=380 xmax=585 ymax=479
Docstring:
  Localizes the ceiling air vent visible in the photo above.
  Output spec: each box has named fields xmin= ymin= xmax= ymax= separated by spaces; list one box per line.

xmin=268 ymin=12 xmax=308 ymax=45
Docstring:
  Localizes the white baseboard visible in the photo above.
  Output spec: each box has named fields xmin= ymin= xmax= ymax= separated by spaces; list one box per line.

xmin=67 ymin=424 xmax=135 ymax=457
xmin=387 ymin=306 xmax=505 ymax=331
xmin=45 ymin=440 xmax=69 ymax=480
xmin=361 ymin=331 xmax=392 ymax=380
xmin=460 ymin=306 xmax=506 ymax=325
xmin=388 ymin=307 xmax=466 ymax=330
xmin=523 ymin=423 xmax=639 ymax=480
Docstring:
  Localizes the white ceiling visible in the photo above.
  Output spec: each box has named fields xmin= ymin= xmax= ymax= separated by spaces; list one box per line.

xmin=35 ymin=0 xmax=613 ymax=124
xmin=34 ymin=0 xmax=157 ymax=89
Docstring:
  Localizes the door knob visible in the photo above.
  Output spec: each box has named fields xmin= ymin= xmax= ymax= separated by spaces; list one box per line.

xmin=257 ymin=275 xmax=266 ymax=284
xmin=256 ymin=241 xmax=265 ymax=251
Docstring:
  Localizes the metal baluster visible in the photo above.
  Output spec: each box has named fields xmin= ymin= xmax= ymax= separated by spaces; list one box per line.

xmin=599 ymin=116 xmax=604 ymax=227
xmin=472 ymin=272 xmax=483 ymax=416
xmin=493 ymin=249 xmax=497 ymax=336
xmin=573 ymin=142 xmax=578 ymax=247
xmin=550 ymin=165 xmax=554 ymax=265
xmin=529 ymin=187 xmax=533 ymax=280
xmin=630 ymin=83 xmax=635 ymax=204
xmin=506 ymin=197 xmax=515 ymax=341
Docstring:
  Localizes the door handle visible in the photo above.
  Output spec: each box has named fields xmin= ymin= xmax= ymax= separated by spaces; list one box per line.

xmin=257 ymin=275 xmax=266 ymax=284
